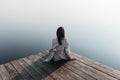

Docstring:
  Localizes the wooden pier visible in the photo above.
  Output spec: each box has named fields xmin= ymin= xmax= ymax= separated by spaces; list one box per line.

xmin=0 ymin=51 xmax=120 ymax=80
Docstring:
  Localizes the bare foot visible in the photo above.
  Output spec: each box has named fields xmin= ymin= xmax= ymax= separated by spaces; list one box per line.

xmin=42 ymin=59 xmax=50 ymax=63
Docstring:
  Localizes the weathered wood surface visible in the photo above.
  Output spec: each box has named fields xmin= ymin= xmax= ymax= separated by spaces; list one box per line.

xmin=0 ymin=51 xmax=120 ymax=80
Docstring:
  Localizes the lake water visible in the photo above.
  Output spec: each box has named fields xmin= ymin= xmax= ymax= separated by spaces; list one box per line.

xmin=0 ymin=0 xmax=120 ymax=70
xmin=0 ymin=24 xmax=120 ymax=71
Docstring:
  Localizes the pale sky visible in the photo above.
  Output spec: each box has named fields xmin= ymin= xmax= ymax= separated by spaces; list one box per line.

xmin=0 ymin=0 xmax=120 ymax=26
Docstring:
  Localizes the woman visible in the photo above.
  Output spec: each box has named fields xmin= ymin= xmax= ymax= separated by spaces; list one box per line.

xmin=43 ymin=27 xmax=72 ymax=62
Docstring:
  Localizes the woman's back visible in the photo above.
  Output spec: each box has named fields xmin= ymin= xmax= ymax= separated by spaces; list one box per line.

xmin=52 ymin=38 xmax=69 ymax=51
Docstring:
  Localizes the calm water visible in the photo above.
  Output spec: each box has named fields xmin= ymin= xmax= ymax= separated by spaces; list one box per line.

xmin=0 ymin=24 xmax=120 ymax=71
xmin=0 ymin=0 xmax=120 ymax=70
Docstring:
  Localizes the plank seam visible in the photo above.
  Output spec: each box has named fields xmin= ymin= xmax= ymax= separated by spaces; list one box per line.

xmin=64 ymin=63 xmax=97 ymax=80
xmin=9 ymin=62 xmax=24 ymax=80
xmin=27 ymin=57 xmax=55 ymax=80
xmin=75 ymin=57 xmax=119 ymax=79
xmin=12 ymin=60 xmax=34 ymax=80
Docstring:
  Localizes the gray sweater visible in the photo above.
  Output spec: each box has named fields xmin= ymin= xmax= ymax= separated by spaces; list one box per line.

xmin=45 ymin=38 xmax=71 ymax=61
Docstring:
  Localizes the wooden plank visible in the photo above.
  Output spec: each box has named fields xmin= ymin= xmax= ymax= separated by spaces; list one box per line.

xmin=29 ymin=52 xmax=67 ymax=80
xmin=40 ymin=51 xmax=95 ymax=80
xmin=28 ymin=52 xmax=68 ymax=80
xmin=29 ymin=55 xmax=64 ymax=80
xmin=11 ymin=60 xmax=33 ymax=80
xmin=37 ymin=52 xmax=75 ymax=80
xmin=23 ymin=57 xmax=54 ymax=80
xmin=17 ymin=58 xmax=42 ymax=80
xmin=63 ymin=63 xmax=96 ymax=80
xmin=40 ymin=51 xmax=118 ymax=80
xmin=71 ymin=52 xmax=120 ymax=79
xmin=39 ymin=51 xmax=96 ymax=80
xmin=39 ymin=51 xmax=86 ymax=80
xmin=4 ymin=63 xmax=23 ymax=80
xmin=67 ymin=60 xmax=117 ymax=80
xmin=0 ymin=64 xmax=11 ymax=80
xmin=1 ymin=50 xmax=120 ymax=80
xmin=59 ymin=65 xmax=85 ymax=80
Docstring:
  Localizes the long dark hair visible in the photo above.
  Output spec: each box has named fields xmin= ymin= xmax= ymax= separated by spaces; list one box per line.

xmin=56 ymin=27 xmax=65 ymax=45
